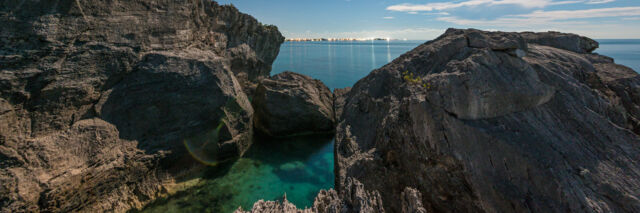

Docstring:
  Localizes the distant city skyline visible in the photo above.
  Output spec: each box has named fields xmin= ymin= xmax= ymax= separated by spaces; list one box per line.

xmin=217 ymin=0 xmax=640 ymax=39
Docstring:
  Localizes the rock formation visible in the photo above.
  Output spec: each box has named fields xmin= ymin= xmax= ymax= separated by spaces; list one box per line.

xmin=333 ymin=87 xmax=351 ymax=122
xmin=0 ymin=0 xmax=283 ymax=212
xmin=241 ymin=28 xmax=640 ymax=213
xmin=234 ymin=178 xmax=386 ymax=213
xmin=252 ymin=72 xmax=334 ymax=137
xmin=335 ymin=28 xmax=640 ymax=212
xmin=4 ymin=1 xmax=640 ymax=211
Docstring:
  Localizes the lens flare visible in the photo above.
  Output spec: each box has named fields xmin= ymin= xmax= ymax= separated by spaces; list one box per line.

xmin=183 ymin=120 xmax=226 ymax=166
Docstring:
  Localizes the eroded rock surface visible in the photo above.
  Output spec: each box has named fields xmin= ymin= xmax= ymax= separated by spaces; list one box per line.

xmin=401 ymin=188 xmax=427 ymax=213
xmin=252 ymin=72 xmax=334 ymax=137
xmin=0 ymin=0 xmax=283 ymax=212
xmin=333 ymin=87 xmax=351 ymax=122
xmin=235 ymin=178 xmax=386 ymax=213
xmin=521 ymin=31 xmax=599 ymax=53
xmin=333 ymin=28 xmax=640 ymax=212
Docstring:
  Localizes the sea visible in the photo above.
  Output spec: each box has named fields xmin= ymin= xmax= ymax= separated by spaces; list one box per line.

xmin=140 ymin=39 xmax=640 ymax=212
xmin=595 ymin=39 xmax=640 ymax=72
xmin=272 ymin=39 xmax=640 ymax=90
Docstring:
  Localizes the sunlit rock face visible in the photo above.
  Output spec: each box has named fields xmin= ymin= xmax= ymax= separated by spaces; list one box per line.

xmin=0 ymin=0 xmax=283 ymax=212
xmin=334 ymin=28 xmax=640 ymax=212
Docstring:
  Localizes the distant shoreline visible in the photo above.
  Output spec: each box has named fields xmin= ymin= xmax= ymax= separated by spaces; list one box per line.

xmin=285 ymin=38 xmax=399 ymax=42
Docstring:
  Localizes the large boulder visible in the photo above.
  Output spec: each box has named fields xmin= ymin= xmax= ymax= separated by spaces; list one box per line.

xmin=334 ymin=28 xmax=640 ymax=212
xmin=0 ymin=0 xmax=283 ymax=212
xmin=252 ymin=72 xmax=335 ymax=137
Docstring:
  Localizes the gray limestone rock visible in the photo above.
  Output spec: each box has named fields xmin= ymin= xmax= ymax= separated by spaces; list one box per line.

xmin=0 ymin=0 xmax=283 ymax=212
xmin=521 ymin=31 xmax=599 ymax=53
xmin=401 ymin=188 xmax=427 ymax=213
xmin=334 ymin=28 xmax=640 ymax=212
xmin=333 ymin=87 xmax=351 ymax=122
xmin=236 ymin=178 xmax=385 ymax=213
xmin=252 ymin=72 xmax=335 ymax=137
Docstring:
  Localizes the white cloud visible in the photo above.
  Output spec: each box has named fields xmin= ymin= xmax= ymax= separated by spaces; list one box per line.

xmin=586 ymin=0 xmax=615 ymax=4
xmin=437 ymin=7 xmax=640 ymax=25
xmin=436 ymin=16 xmax=584 ymax=27
xmin=424 ymin=12 xmax=451 ymax=16
xmin=516 ymin=7 xmax=640 ymax=19
xmin=383 ymin=16 xmax=395 ymax=19
xmin=436 ymin=7 xmax=640 ymax=38
xmin=388 ymin=0 xmax=560 ymax=12
xmin=386 ymin=0 xmax=615 ymax=12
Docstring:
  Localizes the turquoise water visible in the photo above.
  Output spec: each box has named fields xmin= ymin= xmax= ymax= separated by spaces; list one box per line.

xmin=140 ymin=134 xmax=334 ymax=212
xmin=140 ymin=39 xmax=638 ymax=213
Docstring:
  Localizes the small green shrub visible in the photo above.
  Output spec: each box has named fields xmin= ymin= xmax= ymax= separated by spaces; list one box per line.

xmin=402 ymin=70 xmax=431 ymax=89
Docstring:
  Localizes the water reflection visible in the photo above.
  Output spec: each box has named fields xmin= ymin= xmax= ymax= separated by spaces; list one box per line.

xmin=289 ymin=42 xmax=294 ymax=68
xmin=349 ymin=41 xmax=354 ymax=72
xmin=387 ymin=40 xmax=392 ymax=63
xmin=370 ymin=40 xmax=376 ymax=70
xmin=328 ymin=42 xmax=334 ymax=83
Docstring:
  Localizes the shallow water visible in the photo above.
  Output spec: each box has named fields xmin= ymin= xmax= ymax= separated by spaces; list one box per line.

xmin=141 ymin=134 xmax=334 ymax=212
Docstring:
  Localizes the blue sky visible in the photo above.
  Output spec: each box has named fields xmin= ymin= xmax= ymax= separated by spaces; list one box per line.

xmin=217 ymin=0 xmax=640 ymax=39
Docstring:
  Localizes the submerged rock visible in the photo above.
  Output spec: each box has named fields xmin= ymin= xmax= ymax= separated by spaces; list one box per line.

xmin=0 ymin=0 xmax=283 ymax=212
xmin=334 ymin=28 xmax=640 ymax=212
xmin=278 ymin=161 xmax=306 ymax=172
xmin=252 ymin=72 xmax=335 ymax=137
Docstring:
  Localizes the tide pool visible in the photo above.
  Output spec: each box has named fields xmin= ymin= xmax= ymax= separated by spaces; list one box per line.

xmin=140 ymin=134 xmax=334 ymax=212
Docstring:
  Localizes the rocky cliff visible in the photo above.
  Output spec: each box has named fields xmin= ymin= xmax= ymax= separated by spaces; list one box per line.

xmin=335 ymin=29 xmax=640 ymax=212
xmin=241 ymin=29 xmax=640 ymax=213
xmin=0 ymin=0 xmax=283 ymax=212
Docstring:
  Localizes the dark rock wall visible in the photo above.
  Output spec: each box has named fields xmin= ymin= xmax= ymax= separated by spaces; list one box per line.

xmin=0 ymin=0 xmax=283 ymax=212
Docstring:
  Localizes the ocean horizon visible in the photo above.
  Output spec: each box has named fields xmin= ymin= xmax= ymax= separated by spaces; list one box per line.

xmin=273 ymin=39 xmax=640 ymax=90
